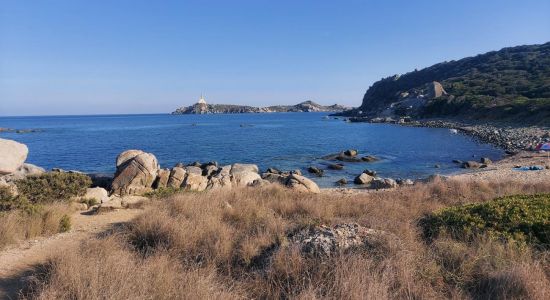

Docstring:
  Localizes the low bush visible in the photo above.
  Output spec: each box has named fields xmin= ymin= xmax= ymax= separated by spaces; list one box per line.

xmin=16 ymin=172 xmax=92 ymax=204
xmin=0 ymin=204 xmax=72 ymax=249
xmin=420 ymin=194 xmax=550 ymax=247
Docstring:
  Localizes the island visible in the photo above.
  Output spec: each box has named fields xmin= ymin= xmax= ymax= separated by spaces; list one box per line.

xmin=171 ymin=96 xmax=348 ymax=114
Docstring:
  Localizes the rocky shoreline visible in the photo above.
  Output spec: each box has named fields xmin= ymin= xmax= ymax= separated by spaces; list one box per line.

xmin=347 ymin=117 xmax=550 ymax=152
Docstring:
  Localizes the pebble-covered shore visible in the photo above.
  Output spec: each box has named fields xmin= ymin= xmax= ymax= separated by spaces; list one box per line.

xmin=348 ymin=117 xmax=550 ymax=152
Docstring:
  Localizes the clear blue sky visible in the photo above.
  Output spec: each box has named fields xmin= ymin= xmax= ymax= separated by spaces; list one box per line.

xmin=1 ymin=0 xmax=549 ymax=116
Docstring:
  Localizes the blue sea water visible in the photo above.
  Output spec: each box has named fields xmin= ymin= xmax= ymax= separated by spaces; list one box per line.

xmin=0 ymin=113 xmax=503 ymax=187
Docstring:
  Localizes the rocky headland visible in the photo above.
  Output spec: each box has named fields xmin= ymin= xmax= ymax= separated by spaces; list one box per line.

xmin=172 ymin=100 xmax=347 ymax=114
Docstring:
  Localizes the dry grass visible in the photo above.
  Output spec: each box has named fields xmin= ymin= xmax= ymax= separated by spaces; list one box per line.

xmin=24 ymin=179 xmax=550 ymax=299
xmin=0 ymin=204 xmax=72 ymax=250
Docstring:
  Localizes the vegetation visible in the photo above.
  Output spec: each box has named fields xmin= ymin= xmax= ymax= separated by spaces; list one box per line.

xmin=358 ymin=42 xmax=550 ymax=124
xmin=0 ymin=204 xmax=72 ymax=249
xmin=23 ymin=179 xmax=550 ymax=299
xmin=420 ymin=194 xmax=550 ymax=247
xmin=15 ymin=172 xmax=91 ymax=204
xmin=0 ymin=172 xmax=90 ymax=249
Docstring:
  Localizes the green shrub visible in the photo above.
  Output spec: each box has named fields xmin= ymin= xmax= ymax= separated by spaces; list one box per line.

xmin=59 ymin=214 xmax=72 ymax=232
xmin=15 ymin=172 xmax=92 ymax=205
xmin=420 ymin=194 xmax=550 ymax=247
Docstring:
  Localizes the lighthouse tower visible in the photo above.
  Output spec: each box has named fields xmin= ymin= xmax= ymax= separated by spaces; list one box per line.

xmin=197 ymin=94 xmax=207 ymax=105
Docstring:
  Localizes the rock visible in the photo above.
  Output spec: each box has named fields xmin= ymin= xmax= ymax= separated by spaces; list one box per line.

xmin=231 ymin=164 xmax=261 ymax=187
xmin=397 ymin=178 xmax=414 ymax=186
xmin=371 ymin=178 xmax=398 ymax=189
xmin=0 ymin=139 xmax=29 ymax=175
xmin=115 ymin=150 xmax=144 ymax=168
xmin=207 ymin=165 xmax=232 ymax=189
xmin=286 ymin=174 xmax=320 ymax=193
xmin=266 ymin=167 xmax=281 ymax=174
xmin=361 ymin=155 xmax=378 ymax=162
xmin=96 ymin=197 xmax=123 ymax=212
xmin=461 ymin=161 xmax=481 ymax=169
xmin=201 ymin=161 xmax=218 ymax=168
xmin=354 ymin=173 xmax=374 ymax=185
xmin=261 ymin=172 xmax=287 ymax=184
xmin=363 ymin=169 xmax=377 ymax=176
xmin=81 ymin=187 xmax=109 ymax=203
xmin=185 ymin=166 xmax=203 ymax=175
xmin=0 ymin=163 xmax=45 ymax=183
xmin=291 ymin=169 xmax=302 ymax=176
xmin=307 ymin=166 xmax=324 ymax=176
xmin=231 ymin=163 xmax=259 ymax=174
xmin=328 ymin=163 xmax=344 ymax=170
xmin=174 ymin=162 xmax=185 ymax=168
xmin=111 ymin=150 xmax=159 ymax=195
xmin=343 ymin=149 xmax=358 ymax=157
xmin=182 ymin=173 xmax=208 ymax=192
xmin=288 ymin=223 xmax=387 ymax=257
xmin=250 ymin=179 xmax=271 ymax=187
xmin=154 ymin=169 xmax=170 ymax=189
xmin=336 ymin=178 xmax=348 ymax=186
xmin=167 ymin=167 xmax=187 ymax=188
xmin=189 ymin=161 xmax=202 ymax=167
xmin=426 ymin=81 xmax=447 ymax=98
xmin=434 ymin=164 xmax=441 ymax=168
xmin=202 ymin=164 xmax=219 ymax=177
xmin=452 ymin=159 xmax=463 ymax=164
xmin=480 ymin=157 xmax=492 ymax=164
xmin=336 ymin=154 xmax=363 ymax=162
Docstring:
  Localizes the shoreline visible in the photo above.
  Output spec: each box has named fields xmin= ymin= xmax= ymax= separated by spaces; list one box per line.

xmin=346 ymin=117 xmax=549 ymax=152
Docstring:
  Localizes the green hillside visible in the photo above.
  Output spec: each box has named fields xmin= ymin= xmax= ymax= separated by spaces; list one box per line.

xmin=356 ymin=42 xmax=550 ymax=125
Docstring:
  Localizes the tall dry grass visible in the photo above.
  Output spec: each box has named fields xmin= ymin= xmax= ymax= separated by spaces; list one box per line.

xmin=0 ymin=204 xmax=72 ymax=250
xmin=24 ymin=179 xmax=550 ymax=299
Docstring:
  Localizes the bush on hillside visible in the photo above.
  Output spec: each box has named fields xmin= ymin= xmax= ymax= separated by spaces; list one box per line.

xmin=420 ymin=194 xmax=550 ymax=247
xmin=15 ymin=172 xmax=92 ymax=205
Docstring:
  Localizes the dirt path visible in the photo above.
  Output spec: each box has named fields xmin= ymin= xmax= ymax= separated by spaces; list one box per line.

xmin=0 ymin=208 xmax=143 ymax=299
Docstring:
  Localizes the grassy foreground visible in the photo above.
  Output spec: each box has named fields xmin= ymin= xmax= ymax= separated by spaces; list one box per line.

xmin=18 ymin=178 xmax=550 ymax=299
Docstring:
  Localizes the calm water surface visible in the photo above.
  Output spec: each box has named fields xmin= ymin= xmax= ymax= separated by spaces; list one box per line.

xmin=0 ymin=113 xmax=503 ymax=187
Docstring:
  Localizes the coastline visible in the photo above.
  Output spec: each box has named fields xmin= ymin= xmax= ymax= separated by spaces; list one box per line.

xmin=346 ymin=117 xmax=549 ymax=152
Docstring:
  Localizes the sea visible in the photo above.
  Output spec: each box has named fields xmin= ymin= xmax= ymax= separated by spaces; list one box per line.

xmin=0 ymin=113 xmax=503 ymax=187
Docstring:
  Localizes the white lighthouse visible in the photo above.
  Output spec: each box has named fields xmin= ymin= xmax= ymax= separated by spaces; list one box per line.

xmin=197 ymin=94 xmax=207 ymax=105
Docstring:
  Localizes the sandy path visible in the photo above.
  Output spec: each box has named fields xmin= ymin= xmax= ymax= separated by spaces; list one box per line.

xmin=0 ymin=208 xmax=143 ymax=299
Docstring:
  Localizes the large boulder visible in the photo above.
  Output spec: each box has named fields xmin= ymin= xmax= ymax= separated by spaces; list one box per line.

xmin=81 ymin=187 xmax=110 ymax=203
xmin=286 ymin=174 xmax=320 ymax=193
xmin=461 ymin=161 xmax=482 ymax=169
xmin=354 ymin=173 xmax=374 ymax=185
xmin=167 ymin=167 xmax=187 ymax=188
xmin=207 ymin=165 xmax=232 ymax=189
xmin=182 ymin=173 xmax=208 ymax=192
xmin=230 ymin=163 xmax=261 ymax=187
xmin=154 ymin=168 xmax=171 ymax=189
xmin=371 ymin=178 xmax=398 ymax=189
xmin=111 ymin=150 xmax=159 ymax=195
xmin=0 ymin=139 xmax=29 ymax=175
xmin=288 ymin=223 xmax=387 ymax=257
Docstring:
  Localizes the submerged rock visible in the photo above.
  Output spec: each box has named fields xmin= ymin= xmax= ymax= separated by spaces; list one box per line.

xmin=307 ymin=166 xmax=324 ymax=176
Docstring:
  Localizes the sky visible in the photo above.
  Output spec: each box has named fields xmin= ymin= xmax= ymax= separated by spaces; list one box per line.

xmin=1 ymin=0 xmax=549 ymax=116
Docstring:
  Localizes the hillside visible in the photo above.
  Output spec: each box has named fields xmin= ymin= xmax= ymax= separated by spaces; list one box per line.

xmin=343 ymin=42 xmax=550 ymax=125
xmin=172 ymin=100 xmax=347 ymax=114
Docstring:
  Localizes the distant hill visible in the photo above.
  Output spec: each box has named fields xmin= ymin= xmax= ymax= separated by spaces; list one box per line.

xmin=171 ymin=100 xmax=348 ymax=114
xmin=343 ymin=42 xmax=550 ymax=125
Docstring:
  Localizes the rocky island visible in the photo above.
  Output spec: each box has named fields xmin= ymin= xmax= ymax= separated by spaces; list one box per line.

xmin=171 ymin=96 xmax=347 ymax=114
